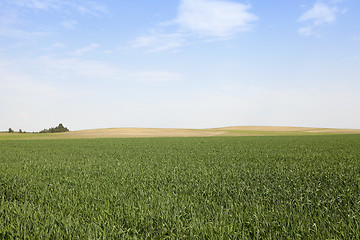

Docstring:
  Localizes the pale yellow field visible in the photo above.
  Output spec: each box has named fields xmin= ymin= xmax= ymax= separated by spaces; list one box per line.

xmin=213 ymin=126 xmax=360 ymax=133
xmin=1 ymin=126 xmax=360 ymax=140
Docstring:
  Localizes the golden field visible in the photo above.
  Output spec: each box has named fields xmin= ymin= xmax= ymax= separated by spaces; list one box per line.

xmin=1 ymin=126 xmax=360 ymax=140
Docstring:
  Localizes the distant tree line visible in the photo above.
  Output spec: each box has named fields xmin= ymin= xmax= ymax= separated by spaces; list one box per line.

xmin=39 ymin=123 xmax=69 ymax=133
xmin=7 ymin=128 xmax=26 ymax=133
xmin=7 ymin=124 xmax=69 ymax=133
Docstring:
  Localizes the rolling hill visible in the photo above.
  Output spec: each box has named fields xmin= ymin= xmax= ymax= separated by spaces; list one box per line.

xmin=1 ymin=126 xmax=360 ymax=140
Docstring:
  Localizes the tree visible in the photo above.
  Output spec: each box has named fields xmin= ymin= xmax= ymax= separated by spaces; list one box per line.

xmin=55 ymin=123 xmax=69 ymax=132
xmin=8 ymin=128 xmax=14 ymax=133
xmin=19 ymin=129 xmax=23 ymax=133
xmin=39 ymin=123 xmax=69 ymax=133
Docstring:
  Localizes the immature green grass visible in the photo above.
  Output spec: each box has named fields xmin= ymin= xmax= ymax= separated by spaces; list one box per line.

xmin=1 ymin=135 xmax=359 ymax=239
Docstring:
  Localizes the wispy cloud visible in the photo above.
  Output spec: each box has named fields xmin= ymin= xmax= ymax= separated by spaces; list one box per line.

xmin=132 ymin=0 xmax=258 ymax=52
xmin=37 ymin=57 xmax=123 ymax=81
xmin=0 ymin=10 xmax=48 ymax=38
xmin=61 ymin=19 xmax=77 ymax=29
xmin=50 ymin=42 xmax=65 ymax=48
xmin=10 ymin=0 xmax=60 ymax=10
xmin=298 ymin=1 xmax=346 ymax=36
xmin=299 ymin=3 xmax=337 ymax=25
xmin=74 ymin=1 xmax=108 ymax=16
xmin=9 ymin=0 xmax=108 ymax=16
xmin=0 ymin=27 xmax=48 ymax=38
xmin=0 ymin=1 xmax=107 ymax=39
xmin=298 ymin=26 xmax=315 ymax=37
xmin=0 ymin=56 xmax=180 ymax=91
xmin=0 ymin=58 xmax=62 ymax=96
xmin=132 ymin=31 xmax=187 ymax=53
xmin=42 ymin=42 xmax=65 ymax=50
xmin=71 ymin=43 xmax=100 ymax=56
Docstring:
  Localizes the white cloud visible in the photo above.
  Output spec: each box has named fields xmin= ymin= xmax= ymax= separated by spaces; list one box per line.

xmin=61 ymin=19 xmax=77 ymax=29
xmin=298 ymin=1 xmax=344 ymax=36
xmin=8 ymin=0 xmax=108 ymax=16
xmin=299 ymin=3 xmax=337 ymax=26
xmin=298 ymin=26 xmax=315 ymax=37
xmin=132 ymin=31 xmax=186 ymax=53
xmin=176 ymin=0 xmax=258 ymax=37
xmin=74 ymin=2 xmax=108 ymax=16
xmin=132 ymin=0 xmax=258 ymax=52
xmin=71 ymin=42 xmax=100 ymax=56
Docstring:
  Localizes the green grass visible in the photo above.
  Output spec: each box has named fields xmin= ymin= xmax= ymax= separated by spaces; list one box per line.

xmin=1 ymin=135 xmax=360 ymax=239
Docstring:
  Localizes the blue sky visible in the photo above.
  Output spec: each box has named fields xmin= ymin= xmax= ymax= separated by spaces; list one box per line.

xmin=1 ymin=0 xmax=359 ymax=131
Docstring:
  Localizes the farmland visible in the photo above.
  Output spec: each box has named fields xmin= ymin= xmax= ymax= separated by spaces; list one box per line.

xmin=1 ymin=126 xmax=360 ymax=140
xmin=1 ymin=135 xmax=360 ymax=239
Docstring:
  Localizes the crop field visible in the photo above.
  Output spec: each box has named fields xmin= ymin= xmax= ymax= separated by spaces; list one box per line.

xmin=1 ymin=135 xmax=360 ymax=239
xmin=1 ymin=126 xmax=360 ymax=140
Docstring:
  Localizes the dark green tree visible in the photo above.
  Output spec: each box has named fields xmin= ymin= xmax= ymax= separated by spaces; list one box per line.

xmin=39 ymin=123 xmax=69 ymax=133
xmin=55 ymin=123 xmax=69 ymax=132
xmin=8 ymin=128 xmax=14 ymax=133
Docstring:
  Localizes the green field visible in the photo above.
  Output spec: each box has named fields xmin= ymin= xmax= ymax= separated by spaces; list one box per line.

xmin=1 ymin=135 xmax=360 ymax=239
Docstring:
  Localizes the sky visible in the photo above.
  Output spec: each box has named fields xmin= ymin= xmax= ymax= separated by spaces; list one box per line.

xmin=1 ymin=0 xmax=360 ymax=131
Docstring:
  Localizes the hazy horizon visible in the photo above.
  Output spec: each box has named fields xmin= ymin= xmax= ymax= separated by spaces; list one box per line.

xmin=1 ymin=0 xmax=360 ymax=132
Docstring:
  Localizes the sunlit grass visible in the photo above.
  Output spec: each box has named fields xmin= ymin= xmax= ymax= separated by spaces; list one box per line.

xmin=1 ymin=135 xmax=359 ymax=239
